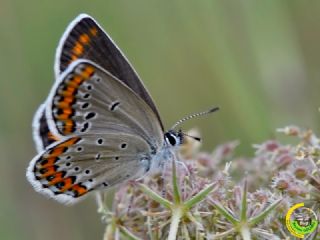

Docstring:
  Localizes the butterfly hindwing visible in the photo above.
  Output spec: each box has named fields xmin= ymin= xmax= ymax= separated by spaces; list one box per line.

xmin=32 ymin=104 xmax=60 ymax=152
xmin=54 ymin=14 xmax=163 ymax=130
xmin=27 ymin=133 xmax=152 ymax=204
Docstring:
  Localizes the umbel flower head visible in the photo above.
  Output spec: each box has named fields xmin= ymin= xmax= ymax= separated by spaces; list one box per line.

xmin=98 ymin=127 xmax=319 ymax=239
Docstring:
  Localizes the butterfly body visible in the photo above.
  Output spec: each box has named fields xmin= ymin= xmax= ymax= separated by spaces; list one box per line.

xmin=26 ymin=15 xmax=187 ymax=204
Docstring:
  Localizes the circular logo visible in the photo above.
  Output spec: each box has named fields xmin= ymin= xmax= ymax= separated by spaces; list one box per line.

xmin=286 ymin=203 xmax=318 ymax=238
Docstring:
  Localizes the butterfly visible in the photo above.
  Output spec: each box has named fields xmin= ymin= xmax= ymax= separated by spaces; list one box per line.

xmin=27 ymin=14 xmax=218 ymax=204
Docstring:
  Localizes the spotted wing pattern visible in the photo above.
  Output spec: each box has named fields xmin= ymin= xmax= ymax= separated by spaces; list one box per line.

xmin=27 ymin=133 xmax=152 ymax=204
xmin=46 ymin=60 xmax=162 ymax=143
xmin=33 ymin=14 xmax=164 ymax=152
xmin=54 ymin=14 xmax=163 ymax=130
xmin=27 ymin=60 xmax=164 ymax=204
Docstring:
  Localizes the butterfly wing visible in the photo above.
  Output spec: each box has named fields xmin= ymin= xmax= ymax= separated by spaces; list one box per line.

xmin=54 ymin=14 xmax=163 ymax=130
xmin=33 ymin=14 xmax=163 ymax=152
xmin=32 ymin=104 xmax=61 ymax=152
xmin=46 ymin=60 xmax=163 ymax=143
xmin=27 ymin=60 xmax=164 ymax=204
xmin=27 ymin=133 xmax=154 ymax=204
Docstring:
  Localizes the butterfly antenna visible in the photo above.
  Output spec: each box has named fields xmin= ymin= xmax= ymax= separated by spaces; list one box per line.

xmin=170 ymin=106 xmax=220 ymax=130
xmin=181 ymin=131 xmax=202 ymax=142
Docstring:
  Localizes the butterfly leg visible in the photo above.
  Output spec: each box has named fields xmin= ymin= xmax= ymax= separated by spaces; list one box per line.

xmin=96 ymin=191 xmax=105 ymax=213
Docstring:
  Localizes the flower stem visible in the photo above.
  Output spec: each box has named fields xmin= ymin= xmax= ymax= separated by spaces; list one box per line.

xmin=172 ymin=158 xmax=181 ymax=204
xmin=240 ymin=224 xmax=251 ymax=240
xmin=168 ymin=207 xmax=183 ymax=240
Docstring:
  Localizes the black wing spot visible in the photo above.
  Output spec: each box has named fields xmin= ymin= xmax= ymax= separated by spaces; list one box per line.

xmin=65 ymin=162 xmax=72 ymax=167
xmin=110 ymin=101 xmax=120 ymax=111
xmin=86 ymin=84 xmax=93 ymax=91
xmin=74 ymin=166 xmax=80 ymax=172
xmin=76 ymin=146 xmax=83 ymax=152
xmin=102 ymin=182 xmax=109 ymax=187
xmin=85 ymin=112 xmax=96 ymax=120
xmin=80 ymin=122 xmax=90 ymax=132
xmin=83 ymin=93 xmax=91 ymax=99
xmin=114 ymin=156 xmax=119 ymax=160
xmin=120 ymin=143 xmax=127 ymax=149
xmin=66 ymin=156 xmax=71 ymax=160
xmin=84 ymin=169 xmax=91 ymax=175
xmin=97 ymin=138 xmax=103 ymax=145
xmin=81 ymin=102 xmax=90 ymax=109
xmin=95 ymin=153 xmax=101 ymax=160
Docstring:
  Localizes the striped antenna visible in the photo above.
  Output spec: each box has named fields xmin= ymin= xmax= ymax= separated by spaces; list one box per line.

xmin=170 ymin=106 xmax=220 ymax=130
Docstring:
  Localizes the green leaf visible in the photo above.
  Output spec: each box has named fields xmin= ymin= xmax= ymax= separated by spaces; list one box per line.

xmin=138 ymin=183 xmax=172 ymax=209
xmin=184 ymin=182 xmax=217 ymax=209
xmin=249 ymin=198 xmax=282 ymax=226
xmin=210 ymin=200 xmax=239 ymax=225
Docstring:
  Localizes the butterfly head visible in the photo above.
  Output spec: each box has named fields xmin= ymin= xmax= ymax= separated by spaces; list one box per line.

xmin=164 ymin=130 xmax=184 ymax=147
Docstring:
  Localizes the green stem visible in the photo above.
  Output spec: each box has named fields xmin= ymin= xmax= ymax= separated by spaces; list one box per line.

xmin=172 ymin=159 xmax=181 ymax=204
xmin=168 ymin=207 xmax=183 ymax=240
xmin=103 ymin=219 xmax=116 ymax=240
xmin=240 ymin=179 xmax=248 ymax=221
xmin=240 ymin=224 xmax=251 ymax=240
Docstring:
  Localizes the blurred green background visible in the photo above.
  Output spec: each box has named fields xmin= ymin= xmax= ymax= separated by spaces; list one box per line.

xmin=1 ymin=1 xmax=320 ymax=239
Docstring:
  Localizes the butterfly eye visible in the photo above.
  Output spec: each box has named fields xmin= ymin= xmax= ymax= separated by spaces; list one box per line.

xmin=164 ymin=132 xmax=178 ymax=146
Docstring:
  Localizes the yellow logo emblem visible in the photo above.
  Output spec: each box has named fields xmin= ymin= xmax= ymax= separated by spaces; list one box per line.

xmin=285 ymin=203 xmax=318 ymax=238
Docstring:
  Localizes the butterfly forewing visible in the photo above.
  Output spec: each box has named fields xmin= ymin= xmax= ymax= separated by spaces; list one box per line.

xmin=33 ymin=14 xmax=164 ymax=152
xmin=54 ymin=14 xmax=163 ymax=130
xmin=46 ymin=60 xmax=163 ymax=147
